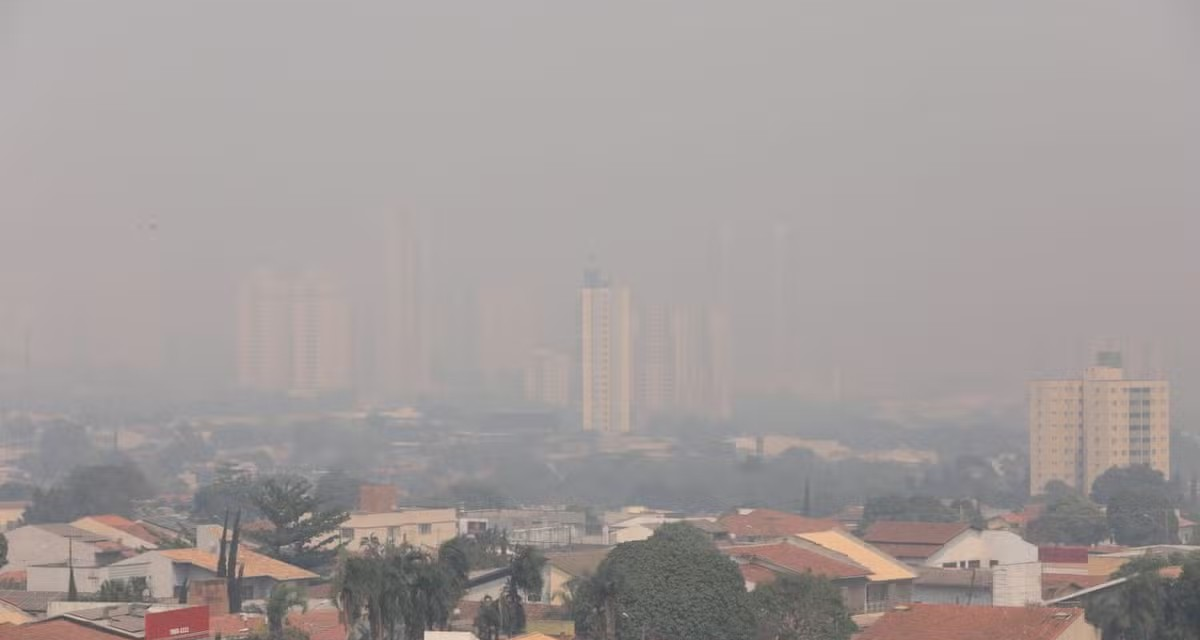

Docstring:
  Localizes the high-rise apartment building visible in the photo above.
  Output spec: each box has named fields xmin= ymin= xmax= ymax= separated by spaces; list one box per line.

xmin=290 ymin=270 xmax=353 ymax=395
xmin=236 ymin=269 xmax=352 ymax=396
xmin=524 ymin=347 xmax=570 ymax=408
xmin=580 ymin=269 xmax=633 ymax=433
xmin=378 ymin=212 xmax=430 ymax=402
xmin=237 ymin=270 xmax=293 ymax=392
xmin=639 ymin=304 xmax=731 ymax=422
xmin=1029 ymin=352 xmax=1169 ymax=495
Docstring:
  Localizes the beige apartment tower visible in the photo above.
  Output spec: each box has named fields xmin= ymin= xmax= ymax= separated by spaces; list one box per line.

xmin=1029 ymin=352 xmax=1169 ymax=495
xmin=580 ymin=269 xmax=633 ymax=433
xmin=236 ymin=269 xmax=352 ymax=396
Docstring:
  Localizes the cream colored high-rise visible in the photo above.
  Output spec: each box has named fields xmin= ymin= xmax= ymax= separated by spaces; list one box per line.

xmin=290 ymin=270 xmax=353 ymax=396
xmin=236 ymin=269 xmax=352 ymax=396
xmin=1029 ymin=353 xmax=1169 ymax=495
xmin=639 ymin=304 xmax=731 ymax=422
xmin=524 ymin=347 xmax=570 ymax=408
xmin=580 ymin=269 xmax=633 ymax=433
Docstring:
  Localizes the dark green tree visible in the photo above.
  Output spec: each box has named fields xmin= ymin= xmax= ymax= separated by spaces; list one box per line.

xmin=95 ymin=578 xmax=150 ymax=603
xmin=333 ymin=540 xmax=464 ymax=640
xmin=315 ymin=470 xmax=365 ymax=512
xmin=227 ymin=509 xmax=244 ymax=613
xmin=751 ymin=574 xmax=856 ymax=640
xmin=266 ymin=583 xmax=307 ymax=640
xmin=860 ymin=495 xmax=959 ymax=531
xmin=473 ymin=596 xmax=501 ymax=640
xmin=1086 ymin=570 xmax=1168 ymax=640
xmin=22 ymin=464 xmax=154 ymax=523
xmin=499 ymin=546 xmax=546 ymax=636
xmin=1026 ymin=493 xmax=1110 ymax=546
xmin=1092 ymin=465 xmax=1177 ymax=546
xmin=572 ymin=523 xmax=754 ymax=640
xmin=248 ymin=475 xmax=350 ymax=570
xmin=0 ymin=533 xmax=7 ymax=571
xmin=193 ymin=462 xmax=260 ymax=522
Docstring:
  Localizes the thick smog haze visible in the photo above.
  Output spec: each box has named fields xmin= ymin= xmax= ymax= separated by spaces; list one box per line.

xmin=3 ymin=1 xmax=1200 ymax=412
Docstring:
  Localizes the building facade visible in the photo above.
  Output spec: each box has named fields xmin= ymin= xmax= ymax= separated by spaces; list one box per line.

xmin=579 ymin=269 xmax=633 ymax=433
xmin=1029 ymin=352 xmax=1170 ymax=494
xmin=524 ymin=348 xmax=570 ymax=408
xmin=236 ymin=269 xmax=352 ymax=396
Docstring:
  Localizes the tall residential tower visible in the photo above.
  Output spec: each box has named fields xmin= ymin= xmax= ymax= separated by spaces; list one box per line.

xmin=1029 ymin=352 xmax=1169 ymax=494
xmin=579 ymin=269 xmax=633 ymax=433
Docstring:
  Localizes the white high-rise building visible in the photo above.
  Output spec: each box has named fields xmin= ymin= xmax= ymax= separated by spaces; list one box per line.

xmin=236 ymin=269 xmax=352 ymax=396
xmin=580 ymin=269 xmax=633 ymax=433
xmin=1029 ymin=352 xmax=1170 ymax=494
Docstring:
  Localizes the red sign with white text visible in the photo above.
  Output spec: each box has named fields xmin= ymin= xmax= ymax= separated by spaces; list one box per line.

xmin=145 ymin=605 xmax=211 ymax=640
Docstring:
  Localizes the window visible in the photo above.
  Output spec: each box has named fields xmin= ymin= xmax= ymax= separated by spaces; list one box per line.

xmin=967 ymin=560 xmax=981 ymax=568
xmin=419 ymin=523 xmax=433 ymax=535
xmin=341 ymin=528 xmax=353 ymax=541
xmin=942 ymin=562 xmax=957 ymax=568
xmin=990 ymin=560 xmax=1000 ymax=567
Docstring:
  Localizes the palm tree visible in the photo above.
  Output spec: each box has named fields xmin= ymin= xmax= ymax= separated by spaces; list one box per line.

xmin=266 ymin=584 xmax=307 ymax=640
xmin=568 ymin=566 xmax=620 ymax=640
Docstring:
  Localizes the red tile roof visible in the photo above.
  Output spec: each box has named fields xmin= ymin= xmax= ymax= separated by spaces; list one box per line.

xmin=88 ymin=515 xmax=163 ymax=546
xmin=0 ymin=618 xmax=125 ymax=639
xmin=738 ymin=563 xmax=779 ymax=585
xmin=722 ymin=543 xmax=870 ymax=580
xmin=856 ymin=603 xmax=1085 ymax=640
xmin=864 ymin=521 xmax=973 ymax=560
xmin=211 ymin=610 xmax=347 ymax=640
xmin=719 ymin=509 xmax=840 ymax=539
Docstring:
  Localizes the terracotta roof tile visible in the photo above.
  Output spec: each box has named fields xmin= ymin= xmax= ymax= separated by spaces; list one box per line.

xmin=158 ymin=548 xmax=318 ymax=581
xmin=0 ymin=618 xmax=124 ymax=640
xmin=739 ymin=563 xmax=778 ymax=585
xmin=87 ymin=515 xmax=163 ymax=546
xmin=856 ymin=603 xmax=1084 ymax=640
xmin=718 ymin=509 xmax=840 ymax=539
xmin=863 ymin=521 xmax=971 ymax=545
xmin=722 ymin=542 xmax=870 ymax=580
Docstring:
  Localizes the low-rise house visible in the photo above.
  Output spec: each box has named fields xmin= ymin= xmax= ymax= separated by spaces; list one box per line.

xmin=0 ymin=603 xmax=211 ymax=640
xmin=108 ymin=548 xmax=317 ymax=601
xmin=723 ymin=540 xmax=874 ymax=611
xmin=338 ymin=508 xmax=458 ymax=552
xmin=718 ymin=508 xmax=842 ymax=543
xmin=0 ymin=502 xmax=29 ymax=531
xmin=541 ymin=546 xmax=612 ymax=604
xmin=914 ymin=566 xmax=994 ymax=605
xmin=72 ymin=516 xmax=163 ymax=550
xmin=796 ymin=529 xmax=916 ymax=612
xmin=459 ymin=508 xmax=588 ymax=549
xmin=4 ymin=524 xmax=127 ymax=571
xmin=0 ymin=590 xmax=66 ymax=620
xmin=863 ymin=521 xmax=1038 ymax=568
xmin=856 ymin=603 xmax=1099 ymax=640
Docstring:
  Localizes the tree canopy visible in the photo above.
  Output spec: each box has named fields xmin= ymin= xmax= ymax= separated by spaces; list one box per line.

xmin=751 ymin=574 xmax=856 ymax=640
xmin=860 ymin=495 xmax=970 ymax=531
xmin=247 ymin=475 xmax=350 ymax=571
xmin=1026 ymin=493 xmax=1109 ymax=546
xmin=1091 ymin=465 xmax=1177 ymax=546
xmin=22 ymin=464 xmax=154 ymax=524
xmin=571 ymin=522 xmax=755 ymax=640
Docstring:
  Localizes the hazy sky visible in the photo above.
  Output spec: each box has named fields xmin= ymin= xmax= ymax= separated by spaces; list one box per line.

xmin=3 ymin=1 xmax=1200 ymax=407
